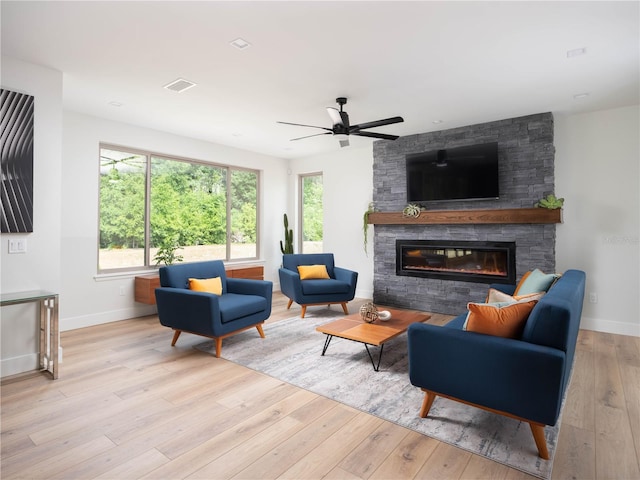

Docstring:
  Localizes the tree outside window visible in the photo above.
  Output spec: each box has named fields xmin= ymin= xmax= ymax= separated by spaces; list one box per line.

xmin=299 ymin=173 xmax=323 ymax=253
xmin=98 ymin=146 xmax=259 ymax=272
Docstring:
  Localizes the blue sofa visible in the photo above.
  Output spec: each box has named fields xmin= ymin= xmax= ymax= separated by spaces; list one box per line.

xmin=279 ymin=253 xmax=358 ymax=318
xmin=155 ymin=260 xmax=273 ymax=358
xmin=407 ymin=269 xmax=586 ymax=459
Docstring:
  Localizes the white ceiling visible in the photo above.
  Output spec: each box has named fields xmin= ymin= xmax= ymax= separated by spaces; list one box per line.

xmin=2 ymin=1 xmax=638 ymax=160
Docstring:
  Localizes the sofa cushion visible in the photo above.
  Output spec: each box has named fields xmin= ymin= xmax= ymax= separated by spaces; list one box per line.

xmin=514 ymin=269 xmax=559 ymax=296
xmin=189 ymin=277 xmax=222 ymax=295
xmin=486 ymin=288 xmax=545 ymax=304
xmin=464 ymin=299 xmax=538 ymax=338
xmin=301 ymin=279 xmax=350 ymax=295
xmin=298 ymin=264 xmax=330 ymax=280
xmin=218 ymin=293 xmax=267 ymax=323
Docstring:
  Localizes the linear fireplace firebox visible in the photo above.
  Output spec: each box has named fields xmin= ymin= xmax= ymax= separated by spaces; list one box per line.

xmin=396 ymin=240 xmax=516 ymax=284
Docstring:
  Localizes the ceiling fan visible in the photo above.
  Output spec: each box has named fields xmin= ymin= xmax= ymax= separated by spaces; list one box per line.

xmin=277 ymin=97 xmax=404 ymax=148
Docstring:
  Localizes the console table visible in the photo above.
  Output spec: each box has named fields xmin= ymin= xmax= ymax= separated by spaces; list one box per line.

xmin=0 ymin=290 xmax=59 ymax=379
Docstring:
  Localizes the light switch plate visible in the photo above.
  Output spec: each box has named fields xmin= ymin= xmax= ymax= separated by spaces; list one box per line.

xmin=8 ymin=238 xmax=27 ymax=254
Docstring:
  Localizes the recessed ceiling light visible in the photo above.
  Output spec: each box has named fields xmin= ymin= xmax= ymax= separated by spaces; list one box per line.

xmin=108 ymin=101 xmax=123 ymax=107
xmin=567 ymin=47 xmax=587 ymax=58
xmin=432 ymin=120 xmax=443 ymax=124
xmin=573 ymin=92 xmax=590 ymax=100
xmin=230 ymin=38 xmax=251 ymax=50
xmin=163 ymin=78 xmax=197 ymax=93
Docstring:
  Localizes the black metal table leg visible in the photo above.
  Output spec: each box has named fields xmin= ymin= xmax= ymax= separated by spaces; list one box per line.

xmin=364 ymin=343 xmax=384 ymax=372
xmin=321 ymin=335 xmax=333 ymax=356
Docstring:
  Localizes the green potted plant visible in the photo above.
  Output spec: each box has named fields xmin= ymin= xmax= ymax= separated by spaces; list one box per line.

xmin=280 ymin=213 xmax=294 ymax=254
xmin=363 ymin=202 xmax=375 ymax=255
xmin=535 ymin=194 xmax=564 ymax=209
xmin=153 ymin=240 xmax=184 ymax=266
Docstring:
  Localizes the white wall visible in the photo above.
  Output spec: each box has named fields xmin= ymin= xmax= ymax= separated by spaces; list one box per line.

xmin=555 ymin=106 xmax=640 ymax=337
xmin=61 ymin=111 xmax=289 ymax=331
xmin=1 ymin=57 xmax=63 ymax=376
xmin=288 ymin=145 xmax=375 ymax=299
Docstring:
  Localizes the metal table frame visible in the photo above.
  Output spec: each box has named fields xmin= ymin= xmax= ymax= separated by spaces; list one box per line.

xmin=1 ymin=290 xmax=59 ymax=379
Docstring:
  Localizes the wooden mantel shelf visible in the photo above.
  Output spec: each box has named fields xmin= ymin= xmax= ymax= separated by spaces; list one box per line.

xmin=367 ymin=208 xmax=562 ymax=225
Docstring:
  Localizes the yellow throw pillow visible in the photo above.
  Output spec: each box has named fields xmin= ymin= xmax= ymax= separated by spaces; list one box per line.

xmin=297 ymin=264 xmax=330 ymax=280
xmin=465 ymin=299 xmax=538 ymax=339
xmin=189 ymin=277 xmax=223 ymax=295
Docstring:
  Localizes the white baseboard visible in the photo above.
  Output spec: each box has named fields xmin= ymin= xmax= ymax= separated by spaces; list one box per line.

xmin=580 ymin=316 xmax=640 ymax=337
xmin=1 ymin=352 xmax=39 ymax=378
xmin=61 ymin=305 xmax=157 ymax=331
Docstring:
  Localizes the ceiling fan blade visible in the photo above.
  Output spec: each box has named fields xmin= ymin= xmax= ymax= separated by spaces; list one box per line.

xmin=290 ymin=132 xmax=332 ymax=141
xmin=277 ymin=121 xmax=332 ymax=132
xmin=339 ymin=138 xmax=350 ymax=148
xmin=350 ymin=116 xmax=404 ymax=131
xmin=353 ymin=131 xmax=399 ymax=141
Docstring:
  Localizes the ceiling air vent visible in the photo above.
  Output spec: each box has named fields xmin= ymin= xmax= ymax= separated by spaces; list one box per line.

xmin=163 ymin=78 xmax=197 ymax=93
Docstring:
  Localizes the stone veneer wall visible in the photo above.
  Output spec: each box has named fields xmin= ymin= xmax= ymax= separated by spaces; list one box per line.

xmin=372 ymin=113 xmax=556 ymax=314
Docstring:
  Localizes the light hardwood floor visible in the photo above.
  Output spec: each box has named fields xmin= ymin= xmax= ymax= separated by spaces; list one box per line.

xmin=2 ymin=293 xmax=639 ymax=479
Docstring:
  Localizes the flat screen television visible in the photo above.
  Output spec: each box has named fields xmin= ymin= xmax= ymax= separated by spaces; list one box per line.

xmin=406 ymin=142 xmax=499 ymax=203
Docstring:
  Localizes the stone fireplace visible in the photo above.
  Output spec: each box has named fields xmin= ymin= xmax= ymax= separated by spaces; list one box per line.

xmin=371 ymin=113 xmax=557 ymax=314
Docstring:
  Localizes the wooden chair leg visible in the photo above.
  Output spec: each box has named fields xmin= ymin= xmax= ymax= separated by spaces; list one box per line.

xmin=420 ymin=390 xmax=437 ymax=418
xmin=256 ymin=324 xmax=265 ymax=338
xmin=300 ymin=305 xmax=307 ymax=318
xmin=529 ymin=422 xmax=550 ymax=460
xmin=214 ymin=338 xmax=222 ymax=358
xmin=171 ymin=330 xmax=182 ymax=346
xmin=286 ymin=299 xmax=293 ymax=310
xmin=341 ymin=302 xmax=349 ymax=315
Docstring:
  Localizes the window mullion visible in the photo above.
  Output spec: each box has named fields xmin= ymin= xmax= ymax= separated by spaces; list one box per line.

xmin=144 ymin=154 xmax=151 ymax=266
xmin=226 ymin=167 xmax=231 ymax=261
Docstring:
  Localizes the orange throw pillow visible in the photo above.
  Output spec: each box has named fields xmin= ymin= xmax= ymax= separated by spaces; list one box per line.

xmin=189 ymin=277 xmax=223 ymax=295
xmin=465 ymin=299 xmax=538 ymax=339
xmin=297 ymin=265 xmax=330 ymax=280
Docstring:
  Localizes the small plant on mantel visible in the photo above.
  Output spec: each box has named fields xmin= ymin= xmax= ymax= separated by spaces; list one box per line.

xmin=535 ymin=194 xmax=564 ymax=210
xmin=402 ymin=203 xmax=423 ymax=218
xmin=363 ymin=202 xmax=376 ymax=255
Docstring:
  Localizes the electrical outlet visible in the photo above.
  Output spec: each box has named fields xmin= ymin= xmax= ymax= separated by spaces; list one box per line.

xmin=589 ymin=292 xmax=598 ymax=304
xmin=119 ymin=286 xmax=125 ymax=296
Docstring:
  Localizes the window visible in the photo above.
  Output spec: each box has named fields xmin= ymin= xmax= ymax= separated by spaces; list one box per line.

xmin=99 ymin=145 xmax=259 ymax=272
xmin=299 ymin=173 xmax=323 ymax=253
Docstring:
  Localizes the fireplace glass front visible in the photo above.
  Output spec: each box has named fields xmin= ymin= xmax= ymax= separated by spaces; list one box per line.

xmin=396 ymin=240 xmax=516 ymax=284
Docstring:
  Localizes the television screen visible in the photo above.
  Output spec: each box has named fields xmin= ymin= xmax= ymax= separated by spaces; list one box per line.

xmin=406 ymin=142 xmax=499 ymax=202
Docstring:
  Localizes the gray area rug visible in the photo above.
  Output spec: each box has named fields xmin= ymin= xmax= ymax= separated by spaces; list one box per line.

xmin=195 ymin=309 xmax=559 ymax=479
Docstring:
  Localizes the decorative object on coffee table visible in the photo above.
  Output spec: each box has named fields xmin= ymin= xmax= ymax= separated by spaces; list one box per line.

xmin=378 ymin=310 xmax=392 ymax=321
xmin=359 ymin=302 xmax=379 ymax=323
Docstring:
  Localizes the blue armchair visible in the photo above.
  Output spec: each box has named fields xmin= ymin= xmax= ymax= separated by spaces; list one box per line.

xmin=155 ymin=260 xmax=273 ymax=358
xmin=407 ymin=269 xmax=586 ymax=459
xmin=278 ymin=253 xmax=358 ymax=318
